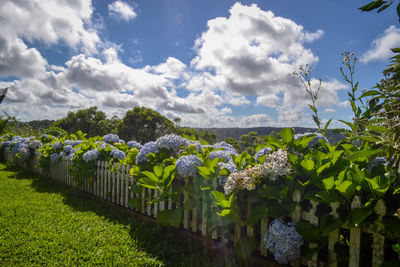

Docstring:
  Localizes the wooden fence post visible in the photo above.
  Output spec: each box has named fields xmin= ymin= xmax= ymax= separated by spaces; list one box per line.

xmin=372 ymin=199 xmax=386 ymax=267
xmin=349 ymin=196 xmax=361 ymax=267
xmin=328 ymin=202 xmax=340 ymax=267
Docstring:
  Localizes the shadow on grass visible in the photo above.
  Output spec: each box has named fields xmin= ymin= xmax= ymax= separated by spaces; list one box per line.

xmin=3 ymin=163 xmax=237 ymax=267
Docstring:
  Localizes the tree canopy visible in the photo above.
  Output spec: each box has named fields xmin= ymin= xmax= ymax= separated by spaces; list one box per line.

xmin=53 ymin=107 xmax=118 ymax=137
xmin=117 ymin=106 xmax=175 ymax=143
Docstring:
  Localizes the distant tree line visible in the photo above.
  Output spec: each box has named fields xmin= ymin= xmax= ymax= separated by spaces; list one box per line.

xmin=14 ymin=106 xmax=218 ymax=144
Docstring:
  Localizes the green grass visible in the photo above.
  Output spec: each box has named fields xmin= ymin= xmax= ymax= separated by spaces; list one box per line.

xmin=0 ymin=163 xmax=232 ymax=266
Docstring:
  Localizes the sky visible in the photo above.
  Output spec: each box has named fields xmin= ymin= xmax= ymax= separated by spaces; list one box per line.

xmin=0 ymin=0 xmax=399 ymax=128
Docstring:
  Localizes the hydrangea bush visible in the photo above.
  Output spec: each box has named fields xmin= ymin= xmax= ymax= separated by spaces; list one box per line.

xmin=1 ymin=123 xmax=398 ymax=265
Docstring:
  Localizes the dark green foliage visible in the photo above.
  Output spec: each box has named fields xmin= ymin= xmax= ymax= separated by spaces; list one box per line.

xmin=53 ymin=106 xmax=118 ymax=137
xmin=117 ymin=106 xmax=175 ymax=143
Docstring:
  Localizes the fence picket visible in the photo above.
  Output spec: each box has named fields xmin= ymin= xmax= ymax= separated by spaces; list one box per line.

xmin=183 ymin=179 xmax=189 ymax=230
xmin=349 ymin=197 xmax=361 ymax=267
xmin=372 ymin=199 xmax=386 ymax=267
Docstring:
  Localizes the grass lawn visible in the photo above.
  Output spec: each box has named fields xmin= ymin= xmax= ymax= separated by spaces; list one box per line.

xmin=0 ymin=163 xmax=232 ymax=266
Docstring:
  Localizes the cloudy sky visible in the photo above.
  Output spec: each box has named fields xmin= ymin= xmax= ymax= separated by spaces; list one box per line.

xmin=0 ymin=0 xmax=398 ymax=128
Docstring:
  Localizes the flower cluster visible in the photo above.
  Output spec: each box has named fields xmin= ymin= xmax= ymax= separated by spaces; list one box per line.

xmin=52 ymin=142 xmax=63 ymax=150
xmin=156 ymin=134 xmax=188 ymax=151
xmin=263 ymin=149 xmax=291 ymax=181
xmin=223 ymin=165 xmax=264 ymax=195
xmin=136 ymin=141 xmax=159 ymax=164
xmin=103 ymin=134 xmax=120 ymax=144
xmin=208 ymin=150 xmax=234 ymax=163
xmin=255 ymin=147 xmax=272 ymax=161
xmin=127 ymin=140 xmax=143 ymax=150
xmin=176 ymin=155 xmax=202 ymax=177
xmin=82 ymin=149 xmax=99 ymax=162
xmin=110 ymin=149 xmax=126 ymax=160
xmin=294 ymin=132 xmax=329 ymax=148
xmin=28 ymin=140 xmax=42 ymax=150
xmin=264 ymin=219 xmax=303 ymax=264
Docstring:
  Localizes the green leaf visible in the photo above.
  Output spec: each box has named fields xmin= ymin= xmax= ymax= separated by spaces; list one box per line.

xmin=320 ymin=218 xmax=344 ymax=236
xmin=295 ymin=222 xmax=321 ymax=242
xmin=393 ymin=244 xmax=400 ymax=254
xmin=360 ymin=90 xmax=381 ymax=98
xmin=156 ymin=208 xmax=182 ymax=227
xmin=347 ymin=206 xmax=374 ymax=227
xmin=211 ymin=191 xmax=231 ymax=209
xmin=142 ymin=171 xmax=160 ymax=183
xmin=234 ymin=236 xmax=256 ymax=259
xmin=377 ymin=2 xmax=392 ymax=12
xmin=322 ymin=177 xmax=335 ymax=190
xmin=359 ymin=0 xmax=386 ymax=12
xmin=280 ymin=128 xmax=294 ymax=143
xmin=323 ymin=119 xmax=332 ymax=135
xmin=153 ymin=165 xmax=163 ymax=177
xmin=335 ymin=180 xmax=356 ymax=200
xmin=348 ymin=149 xmax=382 ymax=162
xmin=308 ymin=104 xmax=317 ymax=113
xmin=300 ymin=158 xmax=315 ymax=172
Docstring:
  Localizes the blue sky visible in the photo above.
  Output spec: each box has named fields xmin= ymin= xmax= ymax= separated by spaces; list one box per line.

xmin=0 ymin=0 xmax=399 ymax=128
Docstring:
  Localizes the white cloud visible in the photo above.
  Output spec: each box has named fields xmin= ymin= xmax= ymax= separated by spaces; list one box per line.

xmin=257 ymin=94 xmax=280 ymax=108
xmin=361 ymin=25 xmax=400 ymax=63
xmin=324 ymin=108 xmax=336 ymax=113
xmin=0 ymin=29 xmax=47 ymax=78
xmin=0 ymin=0 xmax=101 ymax=54
xmin=108 ymin=1 xmax=137 ymax=21
xmin=338 ymin=100 xmax=351 ymax=107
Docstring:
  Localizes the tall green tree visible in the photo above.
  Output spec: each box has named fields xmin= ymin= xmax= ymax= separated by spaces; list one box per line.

xmin=53 ymin=107 xmax=118 ymax=137
xmin=117 ymin=107 xmax=175 ymax=143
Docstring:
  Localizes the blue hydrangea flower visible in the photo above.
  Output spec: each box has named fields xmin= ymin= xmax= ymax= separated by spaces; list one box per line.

xmin=136 ymin=141 xmax=159 ymax=164
xmin=50 ymin=153 xmax=60 ymax=163
xmin=3 ymin=141 xmax=11 ymax=147
xmin=12 ymin=142 xmax=28 ymax=156
xmin=208 ymin=150 xmax=234 ymax=162
xmin=28 ymin=140 xmax=42 ymax=150
xmin=156 ymin=134 xmax=189 ymax=151
xmin=127 ymin=140 xmax=143 ymax=150
xmin=52 ymin=142 xmax=63 ymax=150
xmin=264 ymin=219 xmax=303 ymax=264
xmin=64 ymin=140 xmax=73 ymax=146
xmin=255 ymin=147 xmax=272 ymax=161
xmin=218 ymin=161 xmax=237 ymax=173
xmin=82 ymin=149 xmax=99 ymax=162
xmin=103 ymin=134 xmax=120 ymax=144
xmin=176 ymin=155 xmax=202 ymax=177
xmin=294 ymin=132 xmax=329 ymax=148
xmin=110 ymin=149 xmax=126 ymax=160
xmin=63 ymin=145 xmax=74 ymax=154
xmin=10 ymin=136 xmax=21 ymax=141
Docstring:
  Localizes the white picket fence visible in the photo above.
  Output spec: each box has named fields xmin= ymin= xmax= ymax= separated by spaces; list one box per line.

xmin=2 ymin=148 xmax=389 ymax=267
